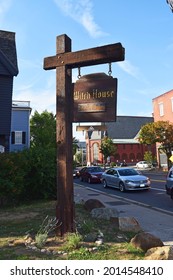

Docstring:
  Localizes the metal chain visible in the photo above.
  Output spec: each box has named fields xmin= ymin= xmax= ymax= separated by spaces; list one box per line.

xmin=108 ymin=62 xmax=112 ymax=76
xmin=78 ymin=67 xmax=81 ymax=79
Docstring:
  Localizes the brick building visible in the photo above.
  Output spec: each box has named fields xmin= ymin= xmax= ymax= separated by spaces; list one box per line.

xmin=85 ymin=116 xmax=156 ymax=165
xmin=152 ymin=89 xmax=173 ymax=167
xmin=152 ymin=90 xmax=173 ymax=122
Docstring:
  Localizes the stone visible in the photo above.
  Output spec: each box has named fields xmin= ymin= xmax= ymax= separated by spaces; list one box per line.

xmin=91 ymin=207 xmax=119 ymax=220
xmin=109 ymin=217 xmax=119 ymax=228
xmin=83 ymin=233 xmax=98 ymax=242
xmin=13 ymin=239 xmax=25 ymax=247
xmin=130 ymin=232 xmax=164 ymax=252
xmin=118 ymin=217 xmax=142 ymax=232
xmin=84 ymin=199 xmax=105 ymax=212
xmin=145 ymin=246 xmax=173 ymax=260
xmin=95 ymin=239 xmax=103 ymax=245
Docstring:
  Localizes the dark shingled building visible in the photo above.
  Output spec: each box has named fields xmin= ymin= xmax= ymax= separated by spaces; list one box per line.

xmin=0 ymin=30 xmax=19 ymax=151
xmin=105 ymin=116 xmax=154 ymax=140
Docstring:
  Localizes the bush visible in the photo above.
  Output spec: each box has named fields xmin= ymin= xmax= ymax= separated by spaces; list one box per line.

xmin=0 ymin=146 xmax=56 ymax=206
xmin=22 ymin=147 xmax=56 ymax=201
xmin=0 ymin=152 xmax=27 ymax=206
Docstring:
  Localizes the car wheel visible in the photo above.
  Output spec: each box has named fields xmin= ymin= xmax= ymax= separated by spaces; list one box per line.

xmin=88 ymin=177 xmax=91 ymax=184
xmin=80 ymin=176 xmax=83 ymax=182
xmin=103 ymin=179 xmax=108 ymax=188
xmin=119 ymin=182 xmax=125 ymax=192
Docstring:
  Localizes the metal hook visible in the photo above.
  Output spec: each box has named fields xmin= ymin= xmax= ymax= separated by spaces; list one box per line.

xmin=108 ymin=62 xmax=112 ymax=76
xmin=78 ymin=67 xmax=81 ymax=79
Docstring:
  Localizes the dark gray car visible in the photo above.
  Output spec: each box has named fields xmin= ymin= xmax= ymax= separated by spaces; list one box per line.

xmin=101 ymin=167 xmax=151 ymax=192
xmin=165 ymin=166 xmax=173 ymax=199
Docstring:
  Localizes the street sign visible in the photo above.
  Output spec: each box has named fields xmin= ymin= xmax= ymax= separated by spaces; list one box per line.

xmin=44 ymin=34 xmax=125 ymax=235
xmin=73 ymin=73 xmax=117 ymax=122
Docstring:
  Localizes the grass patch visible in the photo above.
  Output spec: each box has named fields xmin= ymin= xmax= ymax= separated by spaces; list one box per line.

xmin=0 ymin=200 xmax=145 ymax=260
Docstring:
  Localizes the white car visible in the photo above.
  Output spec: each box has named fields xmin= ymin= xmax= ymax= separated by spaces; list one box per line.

xmin=136 ymin=161 xmax=152 ymax=169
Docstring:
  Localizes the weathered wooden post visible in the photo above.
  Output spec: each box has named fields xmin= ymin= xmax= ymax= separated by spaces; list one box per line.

xmin=44 ymin=35 xmax=74 ymax=235
xmin=44 ymin=34 xmax=125 ymax=235
xmin=55 ymin=35 xmax=74 ymax=235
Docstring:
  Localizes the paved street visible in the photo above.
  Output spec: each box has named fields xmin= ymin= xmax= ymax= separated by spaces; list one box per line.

xmin=74 ymin=182 xmax=173 ymax=245
xmin=74 ymin=169 xmax=173 ymax=213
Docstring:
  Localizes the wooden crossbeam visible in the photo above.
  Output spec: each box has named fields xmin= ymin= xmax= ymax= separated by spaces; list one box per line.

xmin=44 ymin=42 xmax=124 ymax=70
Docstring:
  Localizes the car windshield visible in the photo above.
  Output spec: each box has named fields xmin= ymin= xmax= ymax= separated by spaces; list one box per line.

xmin=88 ymin=167 xmax=103 ymax=173
xmin=118 ymin=169 xmax=138 ymax=176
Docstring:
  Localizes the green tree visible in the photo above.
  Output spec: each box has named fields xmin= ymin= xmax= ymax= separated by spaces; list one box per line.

xmin=72 ymin=137 xmax=79 ymax=156
xmin=139 ymin=121 xmax=173 ymax=169
xmin=99 ymin=136 xmax=117 ymax=164
xmin=143 ymin=151 xmax=154 ymax=164
xmin=28 ymin=110 xmax=57 ymax=200
xmin=30 ymin=110 xmax=56 ymax=148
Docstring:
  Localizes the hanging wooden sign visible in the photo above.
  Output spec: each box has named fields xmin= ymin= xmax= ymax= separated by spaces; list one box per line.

xmin=73 ymin=72 xmax=117 ymax=122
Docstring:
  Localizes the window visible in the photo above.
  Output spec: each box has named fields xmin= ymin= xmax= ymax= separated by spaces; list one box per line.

xmin=106 ymin=169 xmax=114 ymax=175
xmin=11 ymin=131 xmax=26 ymax=144
xmin=112 ymin=170 xmax=118 ymax=176
xmin=93 ymin=143 xmax=99 ymax=161
xmin=159 ymin=102 xmax=164 ymax=116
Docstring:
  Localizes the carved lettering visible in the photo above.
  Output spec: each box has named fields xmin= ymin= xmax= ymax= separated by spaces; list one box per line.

xmin=74 ymin=89 xmax=114 ymax=100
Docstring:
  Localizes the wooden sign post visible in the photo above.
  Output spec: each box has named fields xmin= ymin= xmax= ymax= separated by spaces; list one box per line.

xmin=44 ymin=34 xmax=124 ymax=235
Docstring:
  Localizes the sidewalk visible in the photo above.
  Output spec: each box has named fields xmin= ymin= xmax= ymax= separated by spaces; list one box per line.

xmin=74 ymin=183 xmax=173 ymax=245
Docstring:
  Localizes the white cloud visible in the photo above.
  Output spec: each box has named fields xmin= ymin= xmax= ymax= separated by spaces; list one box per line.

xmin=53 ymin=0 xmax=108 ymax=38
xmin=14 ymin=68 xmax=56 ymax=114
xmin=0 ymin=0 xmax=12 ymax=24
xmin=117 ymin=60 xmax=150 ymax=86
xmin=18 ymin=58 xmax=41 ymax=70
xmin=117 ymin=60 xmax=140 ymax=79
xmin=14 ymin=87 xmax=56 ymax=114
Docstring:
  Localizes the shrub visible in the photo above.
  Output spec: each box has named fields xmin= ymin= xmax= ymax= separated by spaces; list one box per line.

xmin=22 ymin=147 xmax=56 ymax=201
xmin=35 ymin=216 xmax=58 ymax=248
xmin=0 ymin=152 xmax=27 ymax=206
xmin=64 ymin=232 xmax=83 ymax=250
xmin=0 ymin=146 xmax=56 ymax=206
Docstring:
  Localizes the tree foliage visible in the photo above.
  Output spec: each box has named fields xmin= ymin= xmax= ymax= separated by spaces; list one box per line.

xmin=99 ymin=136 xmax=117 ymax=162
xmin=30 ymin=110 xmax=56 ymax=148
xmin=143 ymin=151 xmax=156 ymax=164
xmin=139 ymin=121 xmax=173 ymax=168
xmin=139 ymin=121 xmax=173 ymax=148
xmin=72 ymin=137 xmax=79 ymax=156
xmin=0 ymin=110 xmax=81 ymax=206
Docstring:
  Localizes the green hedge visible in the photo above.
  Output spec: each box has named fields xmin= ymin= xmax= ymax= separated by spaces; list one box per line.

xmin=0 ymin=147 xmax=56 ymax=206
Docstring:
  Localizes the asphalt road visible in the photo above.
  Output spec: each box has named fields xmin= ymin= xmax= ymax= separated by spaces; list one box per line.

xmin=74 ymin=170 xmax=173 ymax=214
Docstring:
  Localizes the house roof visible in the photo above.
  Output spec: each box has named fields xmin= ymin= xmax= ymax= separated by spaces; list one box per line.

xmin=0 ymin=30 xmax=18 ymax=76
xmin=105 ymin=116 xmax=153 ymax=139
xmin=88 ymin=116 xmax=153 ymax=140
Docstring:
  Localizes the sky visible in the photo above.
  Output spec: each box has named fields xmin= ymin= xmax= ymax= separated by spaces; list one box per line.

xmin=0 ymin=0 xmax=173 ymax=140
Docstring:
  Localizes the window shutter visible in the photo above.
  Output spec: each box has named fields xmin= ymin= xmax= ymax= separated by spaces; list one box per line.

xmin=11 ymin=131 xmax=15 ymax=144
xmin=22 ymin=132 xmax=26 ymax=144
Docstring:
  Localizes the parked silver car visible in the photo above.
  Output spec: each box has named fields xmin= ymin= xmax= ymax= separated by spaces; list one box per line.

xmin=101 ymin=167 xmax=151 ymax=192
xmin=165 ymin=166 xmax=173 ymax=199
